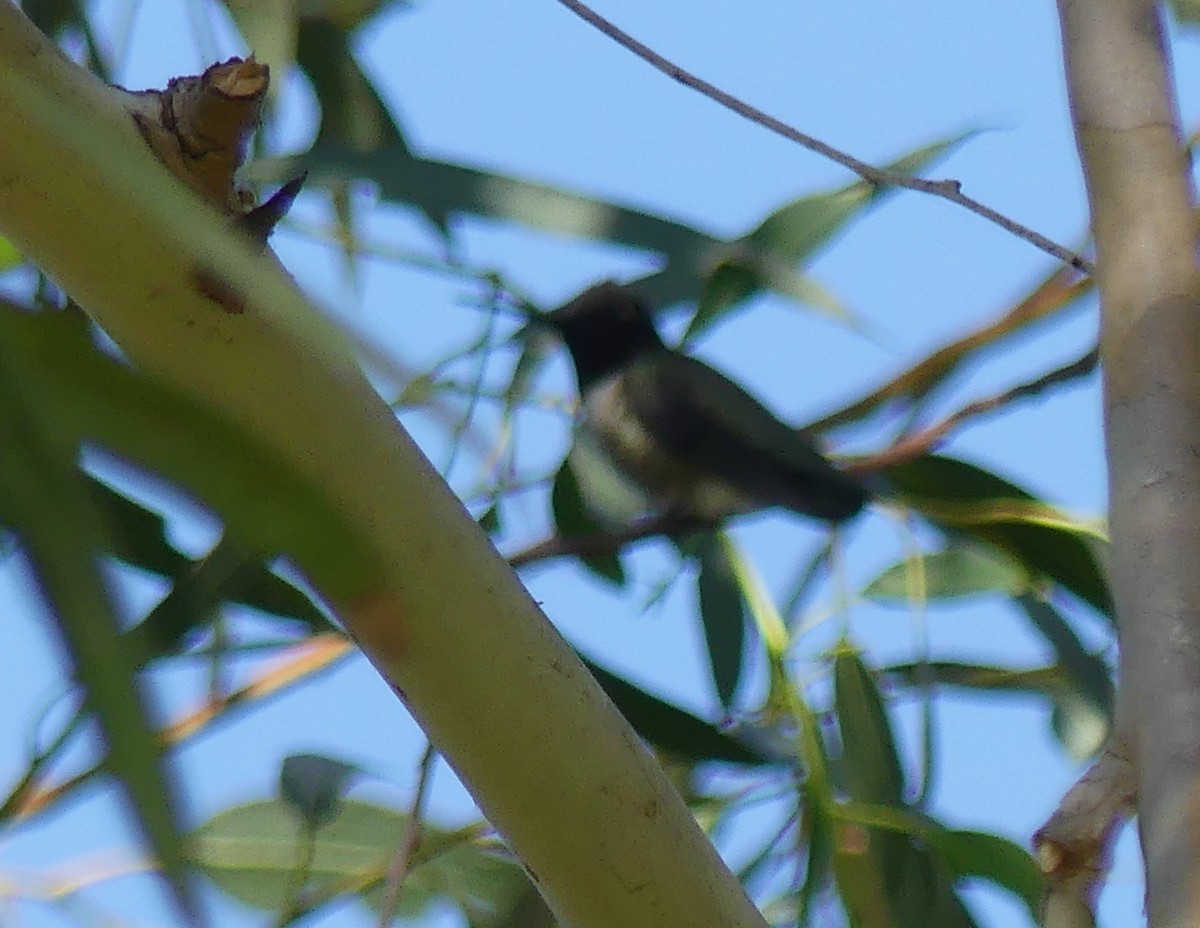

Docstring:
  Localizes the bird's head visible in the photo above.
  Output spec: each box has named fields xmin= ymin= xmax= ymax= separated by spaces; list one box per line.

xmin=538 ymin=282 xmax=666 ymax=389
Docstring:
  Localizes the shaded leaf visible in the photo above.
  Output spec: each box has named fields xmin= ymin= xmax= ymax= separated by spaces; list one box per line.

xmin=834 ymin=650 xmax=905 ymax=805
xmin=887 ymin=455 xmax=1112 ymax=618
xmin=5 ymin=306 xmax=382 ymax=604
xmin=580 ymin=654 xmax=772 ymax=766
xmin=1013 ymin=594 xmax=1112 ymax=720
xmin=280 ymin=753 xmax=362 ymax=829
xmin=550 ymin=459 xmax=625 ymax=586
xmin=696 ymin=534 xmax=747 ymax=710
xmin=0 ymin=316 xmax=190 ymax=911
xmin=477 ymin=503 xmax=501 ymax=534
xmin=85 ymin=478 xmax=332 ymax=644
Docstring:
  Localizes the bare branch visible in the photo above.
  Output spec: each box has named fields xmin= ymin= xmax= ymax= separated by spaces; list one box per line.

xmin=554 ymin=0 xmax=1093 ymax=275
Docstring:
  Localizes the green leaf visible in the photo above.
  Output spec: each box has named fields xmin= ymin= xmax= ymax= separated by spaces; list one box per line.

xmin=477 ymin=503 xmax=501 ymax=534
xmin=887 ymin=454 xmax=1113 ymax=618
xmin=834 ymin=650 xmax=906 ymax=805
xmin=1013 ymin=594 xmax=1112 ymax=722
xmin=297 ymin=17 xmax=407 ymax=153
xmin=797 ymin=788 xmax=832 ymax=926
xmin=696 ymin=533 xmax=747 ymax=710
xmin=687 ymin=132 xmax=975 ymax=337
xmin=86 ymin=479 xmax=332 ymax=646
xmin=0 ymin=320 xmax=191 ymax=912
xmin=581 ymin=654 xmax=772 ymax=766
xmin=864 ymin=541 xmax=1030 ymax=601
xmin=931 ymin=829 xmax=1044 ymax=921
xmin=883 ymin=660 xmax=1067 ymax=698
xmin=191 ymin=800 xmax=525 ymax=922
xmin=279 ymin=753 xmax=362 ymax=829
xmin=4 ymin=306 xmax=382 ymax=605
xmin=549 ymin=459 xmax=625 ymax=586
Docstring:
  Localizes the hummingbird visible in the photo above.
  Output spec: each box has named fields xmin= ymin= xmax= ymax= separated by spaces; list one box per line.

xmin=539 ymin=282 xmax=867 ymax=526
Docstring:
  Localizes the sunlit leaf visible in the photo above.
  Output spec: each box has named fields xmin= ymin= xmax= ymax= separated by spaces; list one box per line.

xmin=191 ymin=799 xmax=524 ymax=922
xmin=864 ymin=542 xmax=1030 ymax=601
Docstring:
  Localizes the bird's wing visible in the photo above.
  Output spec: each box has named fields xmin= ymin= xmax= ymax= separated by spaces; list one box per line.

xmin=621 ymin=352 xmax=866 ymax=520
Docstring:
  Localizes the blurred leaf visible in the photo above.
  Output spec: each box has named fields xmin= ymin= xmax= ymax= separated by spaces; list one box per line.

xmin=830 ymin=652 xmax=978 ymax=928
xmin=1051 ymin=687 xmax=1111 ymax=759
xmin=4 ymin=305 xmax=381 ymax=603
xmin=0 ymin=318 xmax=190 ymax=911
xmin=87 ymin=476 xmax=188 ymax=576
xmin=696 ymin=533 xmax=747 ymax=710
xmin=477 ymin=503 xmax=501 ymax=534
xmin=580 ymin=654 xmax=772 ymax=766
xmin=297 ymin=17 xmax=407 ymax=152
xmin=931 ymin=829 xmax=1044 ymax=920
xmin=834 ymin=650 xmax=905 ymax=805
xmin=884 ymin=660 xmax=1067 ymax=698
xmin=1013 ymin=594 xmax=1112 ymax=720
xmin=797 ymin=788 xmax=832 ymax=925
xmin=887 ymin=455 xmax=1113 ymax=618
xmin=226 ymin=0 xmax=299 ymax=91
xmin=865 ymin=541 xmax=1030 ymax=601
xmin=191 ymin=800 xmax=525 ymax=922
xmin=280 ymin=753 xmax=362 ymax=829
xmin=687 ymin=133 xmax=975 ymax=337
xmin=550 ymin=459 xmax=625 ymax=586
xmin=87 ymin=478 xmax=331 ymax=644
xmin=300 ymin=0 xmax=389 ymax=30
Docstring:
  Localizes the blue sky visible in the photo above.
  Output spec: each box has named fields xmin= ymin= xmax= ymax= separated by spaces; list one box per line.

xmin=4 ymin=0 xmax=1184 ymax=924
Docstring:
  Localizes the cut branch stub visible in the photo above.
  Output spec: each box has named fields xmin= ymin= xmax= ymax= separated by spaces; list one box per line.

xmin=131 ymin=57 xmax=269 ymax=212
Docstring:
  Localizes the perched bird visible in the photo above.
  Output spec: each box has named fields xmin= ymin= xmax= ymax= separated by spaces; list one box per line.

xmin=540 ymin=281 xmax=867 ymax=525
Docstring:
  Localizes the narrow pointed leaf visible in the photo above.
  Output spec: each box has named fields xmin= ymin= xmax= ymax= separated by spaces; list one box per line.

xmin=0 ymin=322 xmax=190 ymax=912
xmin=887 ymin=455 xmax=1112 ymax=618
xmin=550 ymin=459 xmax=625 ymax=586
xmin=864 ymin=542 xmax=1030 ymax=601
xmin=697 ymin=534 xmax=747 ymax=709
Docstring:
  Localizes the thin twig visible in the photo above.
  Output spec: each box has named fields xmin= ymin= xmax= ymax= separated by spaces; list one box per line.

xmin=846 ymin=343 xmax=1098 ymax=474
xmin=507 ymin=512 xmax=689 ymax=567
xmin=554 ymin=0 xmax=1094 ymax=276
xmin=377 ymin=743 xmax=438 ymax=928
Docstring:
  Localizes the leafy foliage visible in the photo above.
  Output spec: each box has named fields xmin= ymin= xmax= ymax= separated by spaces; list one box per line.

xmin=0 ymin=1 xmax=1114 ymax=926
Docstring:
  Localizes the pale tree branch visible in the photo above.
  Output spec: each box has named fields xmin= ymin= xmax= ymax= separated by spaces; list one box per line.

xmin=0 ymin=7 xmax=769 ymax=928
xmin=1058 ymin=1 xmax=1200 ymax=925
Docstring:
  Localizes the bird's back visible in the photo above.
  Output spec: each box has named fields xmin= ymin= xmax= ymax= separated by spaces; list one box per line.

xmin=606 ymin=352 xmax=866 ymax=522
